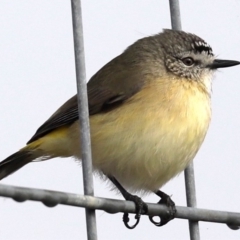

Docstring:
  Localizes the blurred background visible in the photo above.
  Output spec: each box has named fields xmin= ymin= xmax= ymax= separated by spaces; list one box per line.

xmin=0 ymin=1 xmax=240 ymax=239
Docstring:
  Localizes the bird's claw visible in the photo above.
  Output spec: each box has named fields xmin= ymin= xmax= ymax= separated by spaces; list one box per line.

xmin=123 ymin=195 xmax=148 ymax=229
xmin=149 ymin=193 xmax=176 ymax=227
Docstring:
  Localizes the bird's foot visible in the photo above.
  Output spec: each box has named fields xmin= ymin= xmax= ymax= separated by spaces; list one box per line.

xmin=107 ymin=176 xmax=148 ymax=229
xmin=123 ymin=193 xmax=148 ymax=229
xmin=149 ymin=190 xmax=176 ymax=227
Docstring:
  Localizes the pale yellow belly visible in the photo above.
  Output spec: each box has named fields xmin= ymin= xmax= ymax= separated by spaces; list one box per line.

xmin=69 ymin=82 xmax=211 ymax=193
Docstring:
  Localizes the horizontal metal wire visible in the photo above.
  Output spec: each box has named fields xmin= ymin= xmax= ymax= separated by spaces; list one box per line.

xmin=0 ymin=183 xmax=239 ymax=229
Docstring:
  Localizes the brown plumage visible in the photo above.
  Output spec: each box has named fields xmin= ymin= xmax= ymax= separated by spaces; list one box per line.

xmin=0 ymin=29 xmax=239 ymax=195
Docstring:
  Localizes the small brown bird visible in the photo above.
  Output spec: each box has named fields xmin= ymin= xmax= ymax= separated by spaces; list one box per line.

xmin=0 ymin=29 xmax=239 ymax=228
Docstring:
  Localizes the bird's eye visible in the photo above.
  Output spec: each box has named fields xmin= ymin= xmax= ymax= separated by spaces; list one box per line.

xmin=181 ymin=57 xmax=194 ymax=66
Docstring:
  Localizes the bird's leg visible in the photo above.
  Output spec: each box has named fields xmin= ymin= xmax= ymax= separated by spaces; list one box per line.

xmin=108 ymin=176 xmax=148 ymax=229
xmin=149 ymin=190 xmax=176 ymax=226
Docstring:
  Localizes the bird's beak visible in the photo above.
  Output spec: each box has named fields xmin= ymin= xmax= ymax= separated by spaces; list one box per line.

xmin=208 ymin=59 xmax=240 ymax=69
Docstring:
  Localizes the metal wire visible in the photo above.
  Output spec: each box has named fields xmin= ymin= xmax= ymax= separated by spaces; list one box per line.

xmin=184 ymin=163 xmax=201 ymax=239
xmin=70 ymin=0 xmax=97 ymax=239
xmin=169 ymin=1 xmax=200 ymax=239
xmin=169 ymin=0 xmax=182 ymax=30
xmin=0 ymin=183 xmax=240 ymax=227
xmin=0 ymin=1 xmax=239 ymax=239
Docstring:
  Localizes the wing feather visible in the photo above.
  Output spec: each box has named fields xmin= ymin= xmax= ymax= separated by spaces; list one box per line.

xmin=27 ymin=55 xmax=145 ymax=144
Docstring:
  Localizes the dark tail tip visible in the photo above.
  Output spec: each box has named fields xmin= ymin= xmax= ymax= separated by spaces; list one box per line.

xmin=0 ymin=151 xmax=33 ymax=180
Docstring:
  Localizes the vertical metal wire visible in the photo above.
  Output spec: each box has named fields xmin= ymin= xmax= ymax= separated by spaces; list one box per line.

xmin=71 ymin=1 xmax=98 ymax=239
xmin=184 ymin=163 xmax=200 ymax=239
xmin=169 ymin=0 xmax=182 ymax=30
xmin=169 ymin=1 xmax=200 ymax=239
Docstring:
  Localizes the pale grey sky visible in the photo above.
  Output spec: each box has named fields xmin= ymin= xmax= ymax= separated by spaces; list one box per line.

xmin=0 ymin=1 xmax=240 ymax=239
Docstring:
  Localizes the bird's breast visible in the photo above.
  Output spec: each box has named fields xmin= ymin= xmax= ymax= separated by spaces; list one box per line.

xmin=73 ymin=78 xmax=211 ymax=193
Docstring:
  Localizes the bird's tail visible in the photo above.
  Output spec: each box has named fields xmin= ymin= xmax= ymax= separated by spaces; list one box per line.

xmin=0 ymin=147 xmax=43 ymax=180
xmin=0 ymin=150 xmax=35 ymax=180
xmin=0 ymin=127 xmax=72 ymax=180
xmin=0 ymin=141 xmax=45 ymax=180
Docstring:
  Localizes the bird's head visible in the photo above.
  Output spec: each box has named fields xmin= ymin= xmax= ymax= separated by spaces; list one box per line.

xmin=158 ymin=29 xmax=240 ymax=81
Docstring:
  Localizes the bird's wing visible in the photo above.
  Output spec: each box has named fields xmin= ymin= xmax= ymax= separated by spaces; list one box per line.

xmin=27 ymin=55 xmax=145 ymax=143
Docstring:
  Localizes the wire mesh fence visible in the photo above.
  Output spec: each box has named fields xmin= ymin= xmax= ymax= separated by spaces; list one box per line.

xmin=0 ymin=1 xmax=240 ymax=240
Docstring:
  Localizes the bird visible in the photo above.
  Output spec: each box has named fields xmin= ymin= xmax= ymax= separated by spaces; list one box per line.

xmin=0 ymin=29 xmax=239 ymax=228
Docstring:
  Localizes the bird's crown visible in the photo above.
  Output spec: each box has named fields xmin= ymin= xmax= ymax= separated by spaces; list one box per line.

xmin=153 ymin=29 xmax=215 ymax=80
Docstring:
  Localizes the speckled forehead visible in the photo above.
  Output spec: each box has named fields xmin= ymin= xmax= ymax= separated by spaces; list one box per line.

xmin=162 ymin=31 xmax=214 ymax=56
xmin=190 ymin=39 xmax=214 ymax=56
